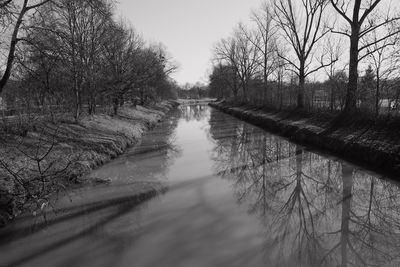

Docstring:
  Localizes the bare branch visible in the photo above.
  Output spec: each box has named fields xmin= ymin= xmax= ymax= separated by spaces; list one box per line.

xmin=330 ymin=0 xmax=352 ymax=25
xmin=359 ymin=0 xmax=382 ymax=25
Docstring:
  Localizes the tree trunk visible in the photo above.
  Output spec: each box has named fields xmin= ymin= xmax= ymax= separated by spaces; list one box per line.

xmin=0 ymin=1 xmax=28 ymax=95
xmin=74 ymin=81 xmax=80 ymax=122
xmin=88 ymin=93 xmax=96 ymax=115
xmin=279 ymin=75 xmax=283 ymax=110
xmin=298 ymin=65 xmax=305 ymax=109
xmin=264 ymin=52 xmax=268 ymax=105
xmin=140 ymin=88 xmax=145 ymax=105
xmin=113 ymin=97 xmax=119 ymax=115
xmin=330 ymin=65 xmax=335 ymax=112
xmin=233 ymin=72 xmax=238 ymax=101
xmin=242 ymin=80 xmax=247 ymax=102
xmin=375 ymin=71 xmax=380 ymax=117
xmin=330 ymin=80 xmax=335 ymax=112
xmin=344 ymin=28 xmax=360 ymax=115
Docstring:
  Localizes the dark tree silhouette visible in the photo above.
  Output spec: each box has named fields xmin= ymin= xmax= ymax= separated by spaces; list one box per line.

xmin=330 ymin=0 xmax=400 ymax=115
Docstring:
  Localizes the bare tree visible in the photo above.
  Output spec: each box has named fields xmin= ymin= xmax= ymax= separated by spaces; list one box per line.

xmin=246 ymin=1 xmax=278 ymax=104
xmin=322 ymin=36 xmax=346 ymax=111
xmin=0 ymin=0 xmax=52 ymax=96
xmin=234 ymin=24 xmax=260 ymax=102
xmin=330 ymin=0 xmax=400 ymax=115
xmin=29 ymin=0 xmax=114 ymax=120
xmin=273 ymin=43 xmax=288 ymax=109
xmin=273 ymin=0 xmax=331 ymax=109
xmin=365 ymin=29 xmax=400 ymax=116
xmin=101 ymin=22 xmax=144 ymax=113
xmin=209 ymin=64 xmax=236 ymax=99
xmin=102 ymin=24 xmax=175 ymax=113
xmin=214 ymin=37 xmax=240 ymax=99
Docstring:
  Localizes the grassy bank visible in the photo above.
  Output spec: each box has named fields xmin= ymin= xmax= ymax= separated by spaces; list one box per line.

xmin=210 ymin=101 xmax=400 ymax=178
xmin=0 ymin=101 xmax=178 ymax=227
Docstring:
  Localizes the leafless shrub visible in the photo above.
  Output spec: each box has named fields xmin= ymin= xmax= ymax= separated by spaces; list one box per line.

xmin=0 ymin=125 xmax=76 ymax=219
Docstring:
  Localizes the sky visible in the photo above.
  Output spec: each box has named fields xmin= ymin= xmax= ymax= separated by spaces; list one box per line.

xmin=116 ymin=0 xmax=262 ymax=85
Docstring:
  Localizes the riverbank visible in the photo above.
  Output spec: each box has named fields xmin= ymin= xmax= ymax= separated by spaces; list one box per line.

xmin=210 ymin=101 xmax=400 ymax=178
xmin=0 ymin=101 xmax=178 ymax=227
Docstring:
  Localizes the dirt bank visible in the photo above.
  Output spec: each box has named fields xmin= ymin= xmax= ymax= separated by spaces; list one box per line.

xmin=0 ymin=101 xmax=178 ymax=226
xmin=210 ymin=101 xmax=400 ymax=178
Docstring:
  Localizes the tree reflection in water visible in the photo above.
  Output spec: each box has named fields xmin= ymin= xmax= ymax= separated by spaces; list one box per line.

xmin=180 ymin=104 xmax=208 ymax=122
xmin=209 ymin=109 xmax=400 ymax=267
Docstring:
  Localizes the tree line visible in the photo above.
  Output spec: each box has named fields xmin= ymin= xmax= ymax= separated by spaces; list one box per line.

xmin=210 ymin=0 xmax=400 ymax=117
xmin=0 ymin=0 xmax=178 ymax=120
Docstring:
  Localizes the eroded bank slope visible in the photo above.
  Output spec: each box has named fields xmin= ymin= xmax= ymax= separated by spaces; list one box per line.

xmin=210 ymin=101 xmax=400 ymax=177
xmin=0 ymin=101 xmax=178 ymax=226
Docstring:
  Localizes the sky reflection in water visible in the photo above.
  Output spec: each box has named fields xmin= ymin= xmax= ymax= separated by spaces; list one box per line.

xmin=1 ymin=104 xmax=400 ymax=267
xmin=208 ymin=105 xmax=400 ymax=267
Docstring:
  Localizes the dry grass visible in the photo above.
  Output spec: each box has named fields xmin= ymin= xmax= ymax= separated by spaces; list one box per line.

xmin=0 ymin=102 xmax=176 ymax=226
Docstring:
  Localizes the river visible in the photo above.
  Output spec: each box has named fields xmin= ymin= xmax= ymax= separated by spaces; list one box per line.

xmin=1 ymin=104 xmax=400 ymax=267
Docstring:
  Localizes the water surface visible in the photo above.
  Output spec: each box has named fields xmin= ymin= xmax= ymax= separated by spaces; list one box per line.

xmin=1 ymin=104 xmax=400 ymax=267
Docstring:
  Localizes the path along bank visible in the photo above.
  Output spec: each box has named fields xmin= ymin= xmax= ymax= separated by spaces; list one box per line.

xmin=0 ymin=101 xmax=178 ymax=227
xmin=210 ymin=101 xmax=400 ymax=178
